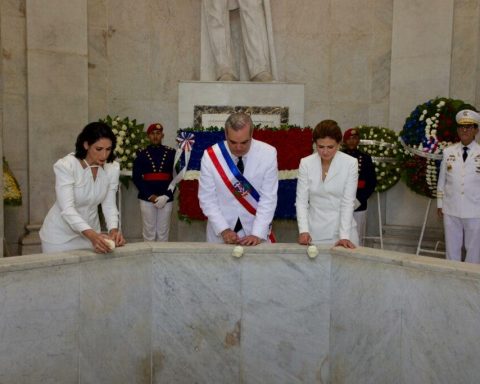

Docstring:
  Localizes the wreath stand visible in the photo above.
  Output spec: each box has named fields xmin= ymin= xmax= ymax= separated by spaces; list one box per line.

xmin=416 ymin=199 xmax=445 ymax=257
xmin=363 ymin=191 xmax=383 ymax=249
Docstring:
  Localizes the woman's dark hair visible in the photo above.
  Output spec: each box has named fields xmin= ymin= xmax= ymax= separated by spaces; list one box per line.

xmin=312 ymin=119 xmax=342 ymax=143
xmin=74 ymin=122 xmax=117 ymax=162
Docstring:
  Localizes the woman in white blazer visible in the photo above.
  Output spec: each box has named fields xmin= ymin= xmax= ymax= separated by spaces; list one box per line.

xmin=40 ymin=122 xmax=126 ymax=254
xmin=296 ymin=120 xmax=358 ymax=248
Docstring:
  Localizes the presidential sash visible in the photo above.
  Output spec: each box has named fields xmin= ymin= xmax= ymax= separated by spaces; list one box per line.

xmin=206 ymin=141 xmax=275 ymax=242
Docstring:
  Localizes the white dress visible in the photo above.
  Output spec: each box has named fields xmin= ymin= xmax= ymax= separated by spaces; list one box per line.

xmin=40 ymin=153 xmax=120 ymax=253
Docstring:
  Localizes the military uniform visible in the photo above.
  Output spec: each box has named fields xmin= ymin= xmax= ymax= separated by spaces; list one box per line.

xmin=437 ymin=141 xmax=480 ymax=263
xmin=437 ymin=109 xmax=480 ymax=263
xmin=132 ymin=144 xmax=175 ymax=241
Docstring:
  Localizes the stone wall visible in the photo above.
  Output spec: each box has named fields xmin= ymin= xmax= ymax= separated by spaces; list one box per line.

xmin=1 ymin=243 xmax=480 ymax=382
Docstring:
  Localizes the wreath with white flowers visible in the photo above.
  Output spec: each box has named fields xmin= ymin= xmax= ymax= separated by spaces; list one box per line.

xmin=352 ymin=126 xmax=405 ymax=192
xmin=99 ymin=115 xmax=147 ymax=171
xmin=399 ymin=97 xmax=476 ymax=198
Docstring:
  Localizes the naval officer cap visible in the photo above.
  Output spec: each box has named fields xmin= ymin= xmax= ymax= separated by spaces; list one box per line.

xmin=456 ymin=109 xmax=480 ymax=126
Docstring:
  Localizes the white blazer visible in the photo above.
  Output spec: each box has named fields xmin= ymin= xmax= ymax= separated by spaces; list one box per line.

xmin=437 ymin=141 xmax=480 ymax=218
xmin=296 ymin=151 xmax=358 ymax=244
xmin=198 ymin=139 xmax=278 ymax=242
xmin=40 ymin=154 xmax=120 ymax=245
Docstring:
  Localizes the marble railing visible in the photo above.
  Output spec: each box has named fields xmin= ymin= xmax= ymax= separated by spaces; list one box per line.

xmin=0 ymin=243 xmax=479 ymax=383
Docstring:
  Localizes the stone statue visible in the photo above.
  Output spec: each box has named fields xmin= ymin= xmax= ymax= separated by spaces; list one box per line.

xmin=203 ymin=0 xmax=275 ymax=82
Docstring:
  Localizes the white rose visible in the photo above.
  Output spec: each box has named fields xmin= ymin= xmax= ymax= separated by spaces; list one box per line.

xmin=423 ymin=109 xmax=427 ymax=114
xmin=381 ymin=172 xmax=385 ymax=176
xmin=117 ymin=148 xmax=124 ymax=155
xmin=117 ymin=137 xmax=123 ymax=144
xmin=134 ymin=145 xmax=138 ymax=149
xmin=122 ymin=156 xmax=127 ymax=162
xmin=127 ymin=162 xmax=133 ymax=169
xmin=131 ymin=133 xmax=135 ymax=139
xmin=125 ymin=149 xmax=131 ymax=155
xmin=232 ymin=246 xmax=244 ymax=258
xmin=132 ymin=152 xmax=137 ymax=159
xmin=104 ymin=238 xmax=115 ymax=250
xmin=307 ymin=245 xmax=319 ymax=259
xmin=112 ymin=128 xmax=118 ymax=134
xmin=122 ymin=125 xmax=127 ymax=131
xmin=125 ymin=139 xmax=130 ymax=145
xmin=112 ymin=121 xmax=118 ymax=126
xmin=119 ymin=131 xmax=126 ymax=137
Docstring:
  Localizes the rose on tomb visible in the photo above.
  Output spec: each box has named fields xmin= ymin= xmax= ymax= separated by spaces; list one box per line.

xmin=232 ymin=245 xmax=244 ymax=258
xmin=307 ymin=245 xmax=318 ymax=259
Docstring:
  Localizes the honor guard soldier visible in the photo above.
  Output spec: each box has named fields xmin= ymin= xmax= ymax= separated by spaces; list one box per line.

xmin=342 ymin=128 xmax=377 ymax=246
xmin=437 ymin=109 xmax=480 ymax=263
xmin=132 ymin=123 xmax=175 ymax=241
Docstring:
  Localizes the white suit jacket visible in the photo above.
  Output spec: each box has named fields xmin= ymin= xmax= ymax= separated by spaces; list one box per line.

xmin=296 ymin=151 xmax=359 ymax=244
xmin=198 ymin=139 xmax=278 ymax=242
xmin=40 ymin=154 xmax=120 ymax=245
xmin=437 ymin=141 xmax=480 ymax=218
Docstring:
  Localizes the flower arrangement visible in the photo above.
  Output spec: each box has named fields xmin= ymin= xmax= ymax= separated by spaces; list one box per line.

xmin=176 ymin=125 xmax=313 ymax=221
xmin=353 ymin=126 xmax=405 ymax=193
xmin=3 ymin=157 xmax=22 ymax=206
xmin=399 ymin=97 xmax=476 ymax=198
xmin=99 ymin=115 xmax=147 ymax=171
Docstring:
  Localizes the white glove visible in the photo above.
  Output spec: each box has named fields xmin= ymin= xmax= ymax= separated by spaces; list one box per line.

xmin=154 ymin=195 xmax=169 ymax=209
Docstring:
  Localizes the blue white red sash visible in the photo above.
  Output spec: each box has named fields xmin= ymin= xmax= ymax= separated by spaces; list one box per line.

xmin=206 ymin=141 xmax=275 ymax=242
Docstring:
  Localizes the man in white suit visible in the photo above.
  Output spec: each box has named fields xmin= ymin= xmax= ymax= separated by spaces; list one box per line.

xmin=437 ymin=109 xmax=480 ymax=263
xmin=199 ymin=112 xmax=278 ymax=245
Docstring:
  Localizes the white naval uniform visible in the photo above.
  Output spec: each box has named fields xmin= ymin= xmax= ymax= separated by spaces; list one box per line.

xmin=198 ymin=139 xmax=278 ymax=243
xmin=296 ymin=151 xmax=359 ymax=246
xmin=437 ymin=141 xmax=480 ymax=263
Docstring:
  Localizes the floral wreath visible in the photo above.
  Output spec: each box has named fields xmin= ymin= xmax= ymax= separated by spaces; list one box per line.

xmin=177 ymin=125 xmax=313 ymax=221
xmin=399 ymin=97 xmax=476 ymax=198
xmin=3 ymin=157 xmax=22 ymax=206
xmin=350 ymin=126 xmax=405 ymax=193
xmin=100 ymin=115 xmax=147 ymax=171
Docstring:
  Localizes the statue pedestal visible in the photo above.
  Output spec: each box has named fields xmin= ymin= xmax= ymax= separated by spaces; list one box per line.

xmin=178 ymin=81 xmax=305 ymax=128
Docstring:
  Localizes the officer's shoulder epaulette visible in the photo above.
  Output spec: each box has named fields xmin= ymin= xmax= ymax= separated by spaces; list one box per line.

xmin=165 ymin=145 xmax=176 ymax=152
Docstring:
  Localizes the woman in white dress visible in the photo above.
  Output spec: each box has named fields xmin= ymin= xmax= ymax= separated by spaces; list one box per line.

xmin=40 ymin=122 xmax=126 ymax=253
xmin=296 ymin=120 xmax=358 ymax=248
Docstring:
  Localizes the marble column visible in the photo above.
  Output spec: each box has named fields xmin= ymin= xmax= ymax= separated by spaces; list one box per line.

xmin=21 ymin=0 xmax=88 ymax=254
xmin=386 ymin=0 xmax=455 ymax=228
